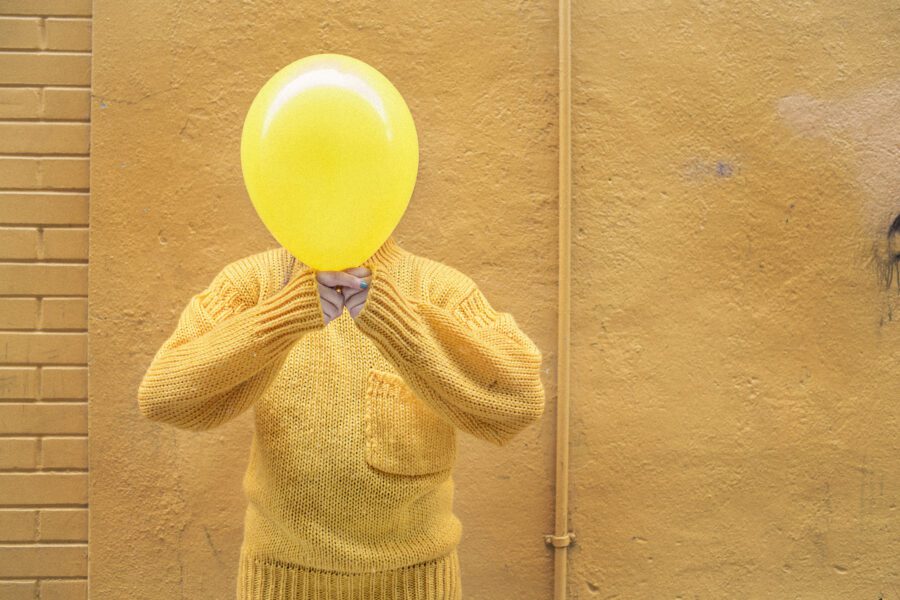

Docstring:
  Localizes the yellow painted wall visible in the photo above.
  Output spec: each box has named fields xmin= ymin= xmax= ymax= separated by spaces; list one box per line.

xmin=89 ymin=2 xmax=557 ymax=598
xmin=571 ymin=1 xmax=900 ymax=597
xmin=86 ymin=1 xmax=900 ymax=598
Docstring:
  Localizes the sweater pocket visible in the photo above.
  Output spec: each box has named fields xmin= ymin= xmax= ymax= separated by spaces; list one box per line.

xmin=364 ymin=368 xmax=456 ymax=476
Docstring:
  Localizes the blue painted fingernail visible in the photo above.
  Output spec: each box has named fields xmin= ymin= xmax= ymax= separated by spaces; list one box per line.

xmin=360 ymin=280 xmax=368 ymax=289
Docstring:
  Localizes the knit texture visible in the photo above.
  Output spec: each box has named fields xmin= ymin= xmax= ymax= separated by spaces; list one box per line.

xmin=137 ymin=236 xmax=546 ymax=599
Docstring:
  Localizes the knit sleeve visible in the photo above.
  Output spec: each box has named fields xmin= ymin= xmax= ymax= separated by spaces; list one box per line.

xmin=354 ymin=262 xmax=546 ymax=447
xmin=137 ymin=259 xmax=326 ymax=431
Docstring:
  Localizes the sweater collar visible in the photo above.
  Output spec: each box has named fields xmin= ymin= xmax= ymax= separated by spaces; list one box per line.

xmin=362 ymin=235 xmax=404 ymax=269
xmin=285 ymin=235 xmax=404 ymax=279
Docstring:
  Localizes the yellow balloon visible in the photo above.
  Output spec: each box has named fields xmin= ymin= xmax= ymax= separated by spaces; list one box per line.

xmin=240 ymin=53 xmax=419 ymax=271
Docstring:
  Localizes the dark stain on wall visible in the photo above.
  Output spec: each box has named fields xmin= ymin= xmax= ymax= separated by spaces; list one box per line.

xmin=884 ymin=212 xmax=900 ymax=291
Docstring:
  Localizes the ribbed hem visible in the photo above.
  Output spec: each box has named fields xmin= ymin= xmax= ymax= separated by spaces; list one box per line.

xmin=236 ymin=547 xmax=462 ymax=600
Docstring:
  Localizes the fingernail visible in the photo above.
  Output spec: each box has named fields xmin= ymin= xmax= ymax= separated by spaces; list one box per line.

xmin=360 ymin=280 xmax=368 ymax=289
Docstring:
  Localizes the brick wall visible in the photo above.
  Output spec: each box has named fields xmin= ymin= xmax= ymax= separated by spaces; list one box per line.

xmin=0 ymin=1 xmax=91 ymax=598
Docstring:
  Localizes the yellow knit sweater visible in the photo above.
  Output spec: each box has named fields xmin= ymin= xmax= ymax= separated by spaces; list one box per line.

xmin=137 ymin=236 xmax=545 ymax=599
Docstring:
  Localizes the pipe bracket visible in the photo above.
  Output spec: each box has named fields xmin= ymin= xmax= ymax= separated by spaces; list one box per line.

xmin=544 ymin=532 xmax=576 ymax=548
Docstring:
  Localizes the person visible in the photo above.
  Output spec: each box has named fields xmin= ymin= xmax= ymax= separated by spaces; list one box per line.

xmin=136 ymin=235 xmax=546 ymax=599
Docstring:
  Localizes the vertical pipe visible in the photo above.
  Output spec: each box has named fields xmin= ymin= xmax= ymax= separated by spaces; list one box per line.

xmin=553 ymin=0 xmax=573 ymax=597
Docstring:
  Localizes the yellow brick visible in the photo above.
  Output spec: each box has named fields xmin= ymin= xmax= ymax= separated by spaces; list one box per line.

xmin=0 ymin=1 xmax=91 ymax=16
xmin=0 ymin=403 xmax=86 ymax=435
xmin=0 ymin=87 xmax=40 ymax=118
xmin=41 ymin=157 xmax=90 ymax=190
xmin=0 ymin=17 xmax=41 ymax=50
xmin=0 ymin=123 xmax=89 ymax=154
xmin=0 ymin=53 xmax=90 ymax=85
xmin=41 ymin=437 xmax=86 ymax=469
xmin=0 ymin=580 xmax=35 ymax=600
xmin=41 ymin=228 xmax=88 ymax=260
xmin=0 ymin=156 xmax=38 ymax=188
xmin=0 ymin=192 xmax=89 ymax=225
xmin=0 ymin=157 xmax=89 ymax=190
xmin=0 ymin=333 xmax=86 ymax=365
xmin=0 ymin=438 xmax=38 ymax=469
xmin=0 ymin=545 xmax=87 ymax=577
xmin=0 ymin=333 xmax=87 ymax=364
xmin=42 ymin=88 xmax=90 ymax=120
xmin=0 ymin=473 xmax=87 ymax=505
xmin=40 ymin=367 xmax=86 ymax=399
xmin=0 ymin=510 xmax=36 ymax=542
xmin=0 ymin=264 xmax=87 ymax=295
xmin=41 ymin=579 xmax=87 ymax=600
xmin=45 ymin=18 xmax=90 ymax=52
xmin=0 ymin=366 xmax=39 ymax=398
xmin=0 ymin=226 xmax=39 ymax=259
xmin=40 ymin=298 xmax=87 ymax=330
xmin=0 ymin=298 xmax=38 ymax=330
xmin=38 ymin=508 xmax=86 ymax=542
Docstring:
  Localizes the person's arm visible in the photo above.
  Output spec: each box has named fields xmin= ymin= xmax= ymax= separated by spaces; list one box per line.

xmin=354 ymin=262 xmax=545 ymax=447
xmin=137 ymin=259 xmax=325 ymax=431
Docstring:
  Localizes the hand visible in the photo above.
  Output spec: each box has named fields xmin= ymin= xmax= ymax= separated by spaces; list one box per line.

xmin=339 ymin=267 xmax=371 ymax=319
xmin=315 ymin=268 xmax=372 ymax=324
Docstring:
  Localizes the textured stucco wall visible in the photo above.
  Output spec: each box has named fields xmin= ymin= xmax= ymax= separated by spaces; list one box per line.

xmin=91 ymin=1 xmax=900 ymax=598
xmin=571 ymin=2 xmax=900 ymax=597
xmin=89 ymin=2 xmax=557 ymax=599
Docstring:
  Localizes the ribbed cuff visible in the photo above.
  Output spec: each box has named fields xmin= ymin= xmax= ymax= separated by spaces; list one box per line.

xmin=354 ymin=268 xmax=425 ymax=362
xmin=251 ymin=268 xmax=326 ymax=346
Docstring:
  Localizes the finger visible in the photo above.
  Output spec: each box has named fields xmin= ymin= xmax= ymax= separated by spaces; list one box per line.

xmin=345 ymin=289 xmax=368 ymax=311
xmin=342 ymin=275 xmax=373 ymax=300
xmin=323 ymin=305 xmax=342 ymax=325
xmin=322 ymin=302 xmax=344 ymax=323
xmin=344 ymin=275 xmax=374 ymax=299
xmin=322 ymin=295 xmax=343 ymax=315
xmin=318 ymin=282 xmax=343 ymax=307
xmin=341 ymin=284 xmax=362 ymax=301
xmin=317 ymin=271 xmax=364 ymax=289
xmin=348 ymin=302 xmax=365 ymax=319
xmin=319 ymin=292 xmax=340 ymax=312
xmin=315 ymin=271 xmax=342 ymax=287
xmin=343 ymin=266 xmax=371 ymax=277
